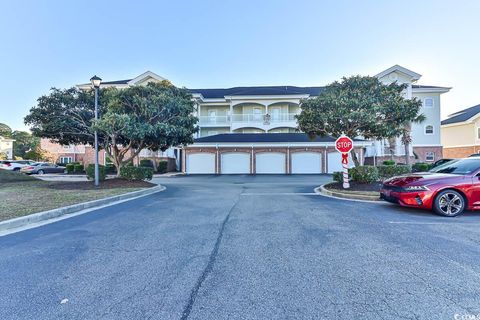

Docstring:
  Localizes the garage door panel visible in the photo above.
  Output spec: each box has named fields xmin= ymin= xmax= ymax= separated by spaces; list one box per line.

xmin=256 ymin=153 xmax=286 ymax=174
xmin=327 ymin=152 xmax=356 ymax=174
xmin=187 ymin=153 xmax=215 ymax=174
xmin=221 ymin=153 xmax=250 ymax=174
xmin=291 ymin=152 xmax=322 ymax=174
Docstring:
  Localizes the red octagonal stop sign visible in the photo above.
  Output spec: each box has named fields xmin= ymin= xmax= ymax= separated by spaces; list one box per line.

xmin=335 ymin=136 xmax=353 ymax=153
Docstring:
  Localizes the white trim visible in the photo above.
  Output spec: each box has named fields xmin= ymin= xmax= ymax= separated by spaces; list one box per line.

xmin=424 ymin=124 xmax=434 ymax=135
xmin=375 ymin=65 xmax=422 ymax=81
xmin=412 ymin=144 xmax=443 ymax=147
xmin=443 ymin=144 xmax=479 ymax=148
xmin=188 ymin=141 xmax=372 ymax=148
xmin=441 ymin=122 xmax=470 ymax=128
xmin=127 ymin=71 xmax=166 ymax=85
xmin=412 ymin=87 xmax=451 ymax=93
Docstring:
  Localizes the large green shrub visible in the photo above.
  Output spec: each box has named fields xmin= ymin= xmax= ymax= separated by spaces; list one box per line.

xmin=412 ymin=162 xmax=432 ymax=172
xmin=157 ymin=161 xmax=168 ymax=173
xmin=333 ymin=171 xmax=343 ymax=183
xmin=120 ymin=166 xmax=154 ymax=181
xmin=139 ymin=159 xmax=154 ymax=168
xmin=73 ymin=164 xmax=84 ymax=173
xmin=65 ymin=163 xmax=75 ymax=174
xmin=350 ymin=166 xmax=379 ymax=183
xmin=382 ymin=160 xmax=395 ymax=166
xmin=86 ymin=164 xmax=107 ymax=181
xmin=378 ymin=165 xmax=411 ymax=179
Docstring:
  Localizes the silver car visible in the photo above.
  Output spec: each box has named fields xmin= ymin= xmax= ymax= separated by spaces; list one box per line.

xmin=20 ymin=162 xmax=66 ymax=175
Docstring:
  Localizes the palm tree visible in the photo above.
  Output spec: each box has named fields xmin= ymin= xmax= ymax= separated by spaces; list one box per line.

xmin=401 ymin=114 xmax=426 ymax=165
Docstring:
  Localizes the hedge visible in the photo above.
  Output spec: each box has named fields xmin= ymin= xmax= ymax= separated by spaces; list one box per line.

xmin=73 ymin=164 xmax=84 ymax=173
xmin=86 ymin=164 xmax=107 ymax=181
xmin=377 ymin=165 xmax=411 ymax=179
xmin=412 ymin=162 xmax=432 ymax=172
xmin=157 ymin=161 xmax=168 ymax=173
xmin=65 ymin=163 xmax=75 ymax=174
xmin=382 ymin=160 xmax=396 ymax=166
xmin=350 ymin=166 xmax=379 ymax=183
xmin=120 ymin=166 xmax=154 ymax=181
xmin=139 ymin=159 xmax=154 ymax=168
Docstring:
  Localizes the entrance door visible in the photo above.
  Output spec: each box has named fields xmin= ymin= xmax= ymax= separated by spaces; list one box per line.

xmin=253 ymin=107 xmax=262 ymax=121
xmin=271 ymin=107 xmax=281 ymax=121
xmin=208 ymin=110 xmax=216 ymax=124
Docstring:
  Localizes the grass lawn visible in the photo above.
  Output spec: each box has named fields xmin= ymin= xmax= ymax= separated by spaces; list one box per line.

xmin=0 ymin=170 xmax=155 ymax=222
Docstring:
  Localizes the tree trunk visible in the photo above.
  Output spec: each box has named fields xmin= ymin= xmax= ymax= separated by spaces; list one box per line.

xmin=388 ymin=137 xmax=396 ymax=161
xmin=350 ymin=149 xmax=360 ymax=167
xmin=404 ymin=141 xmax=410 ymax=166
xmin=403 ymin=122 xmax=412 ymax=165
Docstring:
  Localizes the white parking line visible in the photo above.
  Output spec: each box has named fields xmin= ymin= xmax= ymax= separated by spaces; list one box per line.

xmin=241 ymin=192 xmax=318 ymax=196
xmin=388 ymin=221 xmax=473 ymax=225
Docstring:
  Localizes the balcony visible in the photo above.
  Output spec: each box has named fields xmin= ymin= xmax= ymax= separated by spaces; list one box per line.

xmin=198 ymin=113 xmax=299 ymax=130
xmin=231 ymin=113 xmax=298 ymax=124
xmin=198 ymin=115 xmax=230 ymax=126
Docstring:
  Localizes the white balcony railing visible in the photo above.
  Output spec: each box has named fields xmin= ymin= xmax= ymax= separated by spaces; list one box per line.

xmin=199 ymin=113 xmax=299 ymax=125
xmin=198 ymin=115 xmax=230 ymax=125
xmin=231 ymin=114 xmax=265 ymax=122
xmin=232 ymin=113 xmax=298 ymax=123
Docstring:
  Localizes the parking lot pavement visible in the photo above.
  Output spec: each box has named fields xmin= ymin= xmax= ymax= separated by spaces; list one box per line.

xmin=1 ymin=175 xmax=480 ymax=319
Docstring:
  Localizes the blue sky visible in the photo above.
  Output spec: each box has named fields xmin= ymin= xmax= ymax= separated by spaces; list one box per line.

xmin=1 ymin=0 xmax=479 ymax=131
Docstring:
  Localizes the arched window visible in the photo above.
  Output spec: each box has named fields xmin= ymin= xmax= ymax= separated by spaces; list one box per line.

xmin=425 ymin=125 xmax=434 ymax=135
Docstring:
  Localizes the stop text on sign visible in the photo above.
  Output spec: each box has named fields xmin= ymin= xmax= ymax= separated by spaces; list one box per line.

xmin=335 ymin=136 xmax=353 ymax=154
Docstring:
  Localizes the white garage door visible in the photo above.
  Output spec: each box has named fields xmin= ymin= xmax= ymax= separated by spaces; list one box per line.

xmin=291 ymin=152 xmax=322 ymax=174
xmin=327 ymin=152 xmax=356 ymax=173
xmin=186 ymin=153 xmax=215 ymax=174
xmin=256 ymin=152 xmax=286 ymax=174
xmin=221 ymin=153 xmax=250 ymax=174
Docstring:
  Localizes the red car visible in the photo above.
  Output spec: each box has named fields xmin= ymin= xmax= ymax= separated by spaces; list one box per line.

xmin=380 ymin=158 xmax=480 ymax=217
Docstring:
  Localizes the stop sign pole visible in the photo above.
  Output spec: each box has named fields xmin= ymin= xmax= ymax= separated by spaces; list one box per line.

xmin=335 ymin=135 xmax=354 ymax=189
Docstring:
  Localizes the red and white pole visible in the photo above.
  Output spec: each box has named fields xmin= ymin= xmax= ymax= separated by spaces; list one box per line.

xmin=342 ymin=153 xmax=350 ymax=189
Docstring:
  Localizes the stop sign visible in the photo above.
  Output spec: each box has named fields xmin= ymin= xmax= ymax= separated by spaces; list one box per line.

xmin=335 ymin=136 xmax=353 ymax=153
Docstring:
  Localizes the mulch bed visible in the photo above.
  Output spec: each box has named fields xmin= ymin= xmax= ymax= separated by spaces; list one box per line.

xmin=47 ymin=179 xmax=156 ymax=190
xmin=326 ymin=181 xmax=382 ymax=192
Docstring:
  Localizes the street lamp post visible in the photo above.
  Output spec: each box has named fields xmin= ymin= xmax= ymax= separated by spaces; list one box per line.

xmin=90 ymin=75 xmax=102 ymax=187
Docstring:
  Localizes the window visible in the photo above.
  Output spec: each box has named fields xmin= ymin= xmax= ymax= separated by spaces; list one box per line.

xmin=425 ymin=125 xmax=434 ymax=135
xmin=207 ymin=131 xmax=218 ymax=136
xmin=424 ymin=98 xmax=434 ymax=108
xmin=425 ymin=152 xmax=435 ymax=162
xmin=477 ymin=127 xmax=480 ymax=140
xmin=59 ymin=156 xmax=72 ymax=164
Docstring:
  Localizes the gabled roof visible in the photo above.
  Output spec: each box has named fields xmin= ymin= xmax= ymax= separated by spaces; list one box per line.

xmin=194 ymin=133 xmax=365 ymax=143
xmin=441 ymin=104 xmax=480 ymax=125
xmin=127 ymin=71 xmax=166 ymax=85
xmin=375 ymin=65 xmax=422 ymax=81
xmin=189 ymin=86 xmax=324 ymax=99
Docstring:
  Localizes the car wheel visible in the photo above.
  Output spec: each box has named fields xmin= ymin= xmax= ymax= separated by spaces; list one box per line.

xmin=37 ymin=170 xmax=45 ymax=175
xmin=433 ymin=190 xmax=465 ymax=217
xmin=13 ymin=167 xmax=20 ymax=171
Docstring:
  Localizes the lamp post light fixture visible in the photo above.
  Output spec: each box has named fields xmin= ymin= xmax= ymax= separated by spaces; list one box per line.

xmin=90 ymin=75 xmax=102 ymax=187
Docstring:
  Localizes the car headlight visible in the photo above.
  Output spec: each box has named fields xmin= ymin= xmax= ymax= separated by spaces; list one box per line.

xmin=404 ymin=185 xmax=429 ymax=191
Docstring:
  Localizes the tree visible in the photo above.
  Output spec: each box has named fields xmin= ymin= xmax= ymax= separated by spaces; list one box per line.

xmin=11 ymin=131 xmax=40 ymax=159
xmin=0 ymin=123 xmax=12 ymax=138
xmin=25 ymin=81 xmax=198 ymax=176
xmin=24 ymin=146 xmax=53 ymax=162
xmin=296 ymin=76 xmax=424 ymax=166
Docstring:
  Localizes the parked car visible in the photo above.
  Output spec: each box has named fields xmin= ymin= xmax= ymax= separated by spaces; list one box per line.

xmin=20 ymin=162 xmax=66 ymax=175
xmin=430 ymin=158 xmax=453 ymax=169
xmin=469 ymin=153 xmax=480 ymax=157
xmin=0 ymin=160 xmax=36 ymax=171
xmin=380 ymin=158 xmax=480 ymax=217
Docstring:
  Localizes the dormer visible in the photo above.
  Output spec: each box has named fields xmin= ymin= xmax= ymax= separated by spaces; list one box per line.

xmin=375 ymin=65 xmax=422 ymax=85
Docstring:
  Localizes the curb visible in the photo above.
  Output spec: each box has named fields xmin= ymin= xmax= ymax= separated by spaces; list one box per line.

xmin=0 ymin=185 xmax=166 ymax=234
xmin=315 ymin=185 xmax=385 ymax=203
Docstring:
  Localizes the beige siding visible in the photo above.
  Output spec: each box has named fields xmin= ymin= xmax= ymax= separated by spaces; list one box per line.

xmin=441 ymin=123 xmax=475 ymax=147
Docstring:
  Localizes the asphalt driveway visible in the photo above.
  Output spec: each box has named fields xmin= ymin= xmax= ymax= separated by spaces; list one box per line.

xmin=1 ymin=175 xmax=480 ymax=319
